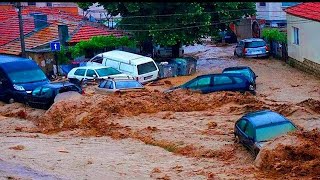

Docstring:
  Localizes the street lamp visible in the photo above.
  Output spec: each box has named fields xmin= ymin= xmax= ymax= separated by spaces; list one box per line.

xmin=15 ymin=2 xmax=26 ymax=58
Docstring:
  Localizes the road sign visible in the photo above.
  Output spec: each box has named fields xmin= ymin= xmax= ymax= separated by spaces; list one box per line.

xmin=50 ymin=42 xmax=61 ymax=51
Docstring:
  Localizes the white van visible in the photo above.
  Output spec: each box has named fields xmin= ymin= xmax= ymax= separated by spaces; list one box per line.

xmin=87 ymin=50 xmax=159 ymax=84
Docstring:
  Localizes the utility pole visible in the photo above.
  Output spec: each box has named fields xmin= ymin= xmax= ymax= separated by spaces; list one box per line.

xmin=16 ymin=2 xmax=26 ymax=58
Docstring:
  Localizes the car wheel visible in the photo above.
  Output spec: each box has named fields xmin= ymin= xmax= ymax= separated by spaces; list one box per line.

xmin=6 ymin=97 xmax=14 ymax=104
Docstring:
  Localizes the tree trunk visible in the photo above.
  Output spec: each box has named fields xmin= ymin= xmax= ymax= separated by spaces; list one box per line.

xmin=172 ymin=42 xmax=181 ymax=58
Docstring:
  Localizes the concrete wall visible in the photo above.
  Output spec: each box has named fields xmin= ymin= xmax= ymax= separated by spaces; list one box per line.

xmin=287 ymin=14 xmax=320 ymax=76
xmin=256 ymin=2 xmax=286 ymax=21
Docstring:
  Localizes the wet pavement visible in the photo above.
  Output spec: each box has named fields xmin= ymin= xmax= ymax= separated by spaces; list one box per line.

xmin=0 ymin=160 xmax=63 ymax=180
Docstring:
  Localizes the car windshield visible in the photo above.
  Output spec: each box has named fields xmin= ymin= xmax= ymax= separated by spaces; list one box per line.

xmin=115 ymin=80 xmax=143 ymax=89
xmin=224 ymin=69 xmax=252 ymax=81
xmin=256 ymin=122 xmax=296 ymax=142
xmin=245 ymin=41 xmax=266 ymax=48
xmin=8 ymin=69 xmax=47 ymax=84
xmin=96 ymin=67 xmax=121 ymax=77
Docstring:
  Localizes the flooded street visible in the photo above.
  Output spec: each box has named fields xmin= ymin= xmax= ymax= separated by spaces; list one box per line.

xmin=0 ymin=44 xmax=319 ymax=179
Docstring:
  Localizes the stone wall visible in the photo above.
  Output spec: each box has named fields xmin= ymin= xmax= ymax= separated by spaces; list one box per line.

xmin=288 ymin=57 xmax=320 ymax=78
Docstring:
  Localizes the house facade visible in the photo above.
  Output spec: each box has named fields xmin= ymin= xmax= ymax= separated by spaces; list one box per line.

xmin=285 ymin=2 xmax=320 ymax=77
xmin=256 ymin=2 xmax=299 ymax=27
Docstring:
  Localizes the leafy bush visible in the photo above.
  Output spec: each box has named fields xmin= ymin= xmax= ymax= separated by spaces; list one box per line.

xmin=56 ymin=46 xmax=71 ymax=64
xmin=70 ymin=35 xmax=136 ymax=58
xmin=262 ymin=28 xmax=287 ymax=43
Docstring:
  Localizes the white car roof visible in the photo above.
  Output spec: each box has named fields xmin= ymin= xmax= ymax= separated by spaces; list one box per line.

xmin=97 ymin=50 xmax=155 ymax=65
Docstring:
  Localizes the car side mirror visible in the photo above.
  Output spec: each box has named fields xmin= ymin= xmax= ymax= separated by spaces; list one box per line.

xmin=93 ymin=75 xmax=97 ymax=79
xmin=255 ymin=75 xmax=258 ymax=78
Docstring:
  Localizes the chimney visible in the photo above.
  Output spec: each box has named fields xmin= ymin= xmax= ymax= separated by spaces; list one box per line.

xmin=58 ymin=25 xmax=69 ymax=46
xmin=33 ymin=13 xmax=48 ymax=30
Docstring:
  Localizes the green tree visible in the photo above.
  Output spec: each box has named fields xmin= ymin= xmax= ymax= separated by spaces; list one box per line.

xmin=262 ymin=28 xmax=287 ymax=43
xmin=78 ymin=3 xmax=256 ymax=57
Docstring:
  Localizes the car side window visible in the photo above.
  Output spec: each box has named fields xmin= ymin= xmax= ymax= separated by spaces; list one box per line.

xmin=99 ymin=81 xmax=107 ymax=88
xmin=244 ymin=122 xmax=255 ymax=139
xmin=32 ymin=87 xmax=42 ymax=96
xmin=239 ymin=41 xmax=244 ymax=46
xmin=40 ymin=87 xmax=52 ymax=98
xmin=104 ymin=81 xmax=114 ymax=89
xmin=214 ymin=76 xmax=233 ymax=85
xmin=91 ymin=56 xmax=103 ymax=64
xmin=237 ymin=119 xmax=247 ymax=131
xmin=86 ymin=69 xmax=97 ymax=77
xmin=187 ymin=77 xmax=211 ymax=88
xmin=74 ymin=69 xmax=86 ymax=76
xmin=233 ymin=77 xmax=244 ymax=84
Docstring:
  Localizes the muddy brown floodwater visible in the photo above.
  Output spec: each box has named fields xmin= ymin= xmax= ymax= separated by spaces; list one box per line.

xmin=0 ymin=43 xmax=319 ymax=179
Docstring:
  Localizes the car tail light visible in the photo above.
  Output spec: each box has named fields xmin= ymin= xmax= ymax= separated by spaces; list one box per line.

xmin=243 ymin=48 xmax=247 ymax=54
xmin=81 ymin=90 xmax=85 ymax=95
xmin=266 ymin=46 xmax=269 ymax=51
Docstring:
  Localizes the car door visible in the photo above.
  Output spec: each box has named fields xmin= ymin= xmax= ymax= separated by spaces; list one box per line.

xmin=0 ymin=70 xmax=10 ymax=99
xmin=212 ymin=75 xmax=236 ymax=92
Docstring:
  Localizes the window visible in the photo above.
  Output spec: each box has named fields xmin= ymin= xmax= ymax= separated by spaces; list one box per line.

xmin=32 ymin=87 xmax=42 ymax=96
xmin=245 ymin=41 xmax=266 ymax=48
xmin=74 ymin=69 xmax=86 ymax=76
xmin=214 ymin=76 xmax=233 ymax=85
xmin=244 ymin=122 xmax=255 ymax=138
xmin=293 ymin=27 xmax=299 ymax=45
xmin=7 ymin=69 xmax=47 ymax=84
xmin=233 ymin=77 xmax=244 ymax=83
xmin=187 ymin=77 xmax=211 ymax=88
xmin=115 ymin=81 xmax=143 ymax=89
xmin=104 ymin=81 xmax=114 ymax=89
xmin=237 ymin=119 xmax=247 ymax=131
xmin=119 ymin=63 xmax=134 ymax=73
xmin=28 ymin=2 xmax=36 ymax=6
xmin=259 ymin=2 xmax=266 ymax=6
xmin=137 ymin=62 xmax=157 ymax=75
xmin=256 ymin=122 xmax=296 ymax=142
xmin=91 ymin=56 xmax=103 ymax=64
xmin=224 ymin=69 xmax=252 ymax=82
xmin=96 ymin=68 xmax=121 ymax=77
xmin=46 ymin=2 xmax=52 ymax=7
xmin=86 ymin=69 xmax=97 ymax=77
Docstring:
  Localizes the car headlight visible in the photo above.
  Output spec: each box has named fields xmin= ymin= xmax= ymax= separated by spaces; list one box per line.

xmin=13 ymin=84 xmax=25 ymax=91
xmin=249 ymin=85 xmax=255 ymax=91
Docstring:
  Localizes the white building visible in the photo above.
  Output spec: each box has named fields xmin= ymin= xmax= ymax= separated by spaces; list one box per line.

xmin=285 ymin=2 xmax=320 ymax=76
xmin=256 ymin=2 xmax=299 ymax=27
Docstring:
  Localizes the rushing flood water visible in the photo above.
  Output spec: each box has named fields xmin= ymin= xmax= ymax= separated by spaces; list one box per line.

xmin=0 ymin=160 xmax=63 ymax=180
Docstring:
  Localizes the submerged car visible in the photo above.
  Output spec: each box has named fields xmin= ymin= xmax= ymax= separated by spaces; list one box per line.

xmin=222 ymin=66 xmax=257 ymax=88
xmin=234 ymin=110 xmax=297 ymax=156
xmin=25 ymin=82 xmax=83 ymax=110
xmin=164 ymin=73 xmax=255 ymax=94
xmin=234 ymin=38 xmax=269 ymax=58
xmin=96 ymin=77 xmax=145 ymax=94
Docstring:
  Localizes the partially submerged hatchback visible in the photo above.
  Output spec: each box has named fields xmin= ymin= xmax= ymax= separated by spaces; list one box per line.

xmin=96 ymin=77 xmax=145 ymax=94
xmin=234 ymin=110 xmax=297 ymax=156
xmin=234 ymin=38 xmax=269 ymax=58
xmin=165 ymin=73 xmax=255 ymax=94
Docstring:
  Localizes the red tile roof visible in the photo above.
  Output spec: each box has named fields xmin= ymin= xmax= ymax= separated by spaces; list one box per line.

xmin=69 ymin=25 xmax=124 ymax=43
xmin=285 ymin=2 xmax=320 ymax=22
xmin=0 ymin=22 xmax=79 ymax=55
xmin=0 ymin=17 xmax=35 ymax=46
